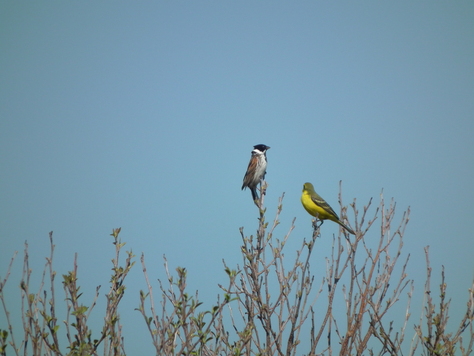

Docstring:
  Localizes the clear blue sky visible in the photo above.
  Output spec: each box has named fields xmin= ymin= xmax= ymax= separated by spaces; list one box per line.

xmin=1 ymin=2 xmax=473 ymax=354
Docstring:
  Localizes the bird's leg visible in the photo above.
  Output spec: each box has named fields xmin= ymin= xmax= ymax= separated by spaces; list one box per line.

xmin=311 ymin=211 xmax=324 ymax=230
xmin=312 ymin=219 xmax=323 ymax=230
xmin=256 ymin=179 xmax=267 ymax=209
xmin=259 ymin=178 xmax=267 ymax=197
xmin=317 ymin=219 xmax=324 ymax=230
xmin=311 ymin=219 xmax=322 ymax=239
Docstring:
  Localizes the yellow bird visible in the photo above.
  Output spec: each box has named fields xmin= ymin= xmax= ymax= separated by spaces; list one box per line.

xmin=301 ymin=182 xmax=355 ymax=235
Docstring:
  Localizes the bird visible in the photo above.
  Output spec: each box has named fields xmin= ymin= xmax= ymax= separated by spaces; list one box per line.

xmin=242 ymin=144 xmax=270 ymax=201
xmin=301 ymin=182 xmax=355 ymax=235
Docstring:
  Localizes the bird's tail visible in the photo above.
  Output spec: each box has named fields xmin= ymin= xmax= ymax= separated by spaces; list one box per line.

xmin=250 ymin=188 xmax=259 ymax=201
xmin=338 ymin=220 xmax=355 ymax=235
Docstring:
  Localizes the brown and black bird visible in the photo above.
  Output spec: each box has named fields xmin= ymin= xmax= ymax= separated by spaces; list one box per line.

xmin=242 ymin=144 xmax=270 ymax=201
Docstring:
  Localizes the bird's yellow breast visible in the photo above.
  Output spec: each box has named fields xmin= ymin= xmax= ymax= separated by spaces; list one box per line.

xmin=301 ymin=190 xmax=333 ymax=221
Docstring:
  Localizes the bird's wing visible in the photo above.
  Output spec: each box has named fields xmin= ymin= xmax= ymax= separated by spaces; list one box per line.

xmin=242 ymin=155 xmax=258 ymax=187
xmin=311 ymin=192 xmax=340 ymax=219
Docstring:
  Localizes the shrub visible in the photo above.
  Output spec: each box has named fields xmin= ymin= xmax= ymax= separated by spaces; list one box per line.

xmin=1 ymin=186 xmax=473 ymax=355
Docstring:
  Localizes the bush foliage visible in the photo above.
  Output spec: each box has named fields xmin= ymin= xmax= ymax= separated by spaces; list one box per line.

xmin=1 ymin=187 xmax=473 ymax=355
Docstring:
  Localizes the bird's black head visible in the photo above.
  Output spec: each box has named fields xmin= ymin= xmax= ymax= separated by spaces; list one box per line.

xmin=253 ymin=144 xmax=270 ymax=152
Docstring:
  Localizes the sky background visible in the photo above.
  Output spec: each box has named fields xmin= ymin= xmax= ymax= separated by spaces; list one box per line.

xmin=1 ymin=1 xmax=473 ymax=354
